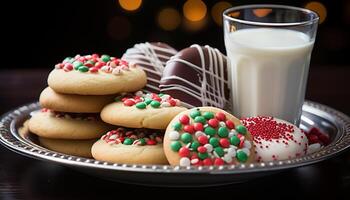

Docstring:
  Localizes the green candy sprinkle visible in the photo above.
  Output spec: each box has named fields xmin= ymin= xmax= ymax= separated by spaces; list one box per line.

xmin=73 ymin=61 xmax=83 ymax=69
xmin=114 ymin=96 xmax=121 ymax=102
xmin=209 ymin=137 xmax=219 ymax=147
xmin=230 ymin=135 xmax=240 ymax=146
xmin=150 ymin=100 xmax=161 ymax=108
xmin=144 ymin=98 xmax=152 ymax=105
xmin=236 ymin=151 xmax=248 ymax=162
xmin=204 ymin=127 xmax=216 ymax=136
xmin=139 ymin=138 xmax=146 ymax=145
xmin=69 ymin=58 xmax=75 ymax=63
xmin=214 ymin=147 xmax=224 ymax=157
xmin=203 ymin=111 xmax=214 ymax=120
xmin=173 ymin=122 xmax=182 ymax=131
xmin=123 ymin=138 xmax=133 ymax=145
xmin=190 ymin=109 xmax=201 ymax=119
xmin=236 ymin=125 xmax=247 ymax=135
xmin=135 ymin=102 xmax=147 ymax=109
xmin=63 ymin=57 xmax=72 ymax=62
xmin=218 ymin=127 xmax=229 ymax=137
xmin=171 ymin=141 xmax=182 ymax=152
xmin=86 ymin=60 xmax=95 ymax=65
xmin=190 ymin=141 xmax=200 ymax=151
xmin=158 ymin=93 xmax=164 ymax=97
xmin=194 ymin=116 xmax=206 ymax=124
xmin=198 ymin=152 xmax=208 ymax=160
xmin=101 ymin=54 xmax=111 ymax=62
xmin=78 ymin=66 xmax=89 ymax=72
xmin=181 ymin=133 xmax=192 ymax=144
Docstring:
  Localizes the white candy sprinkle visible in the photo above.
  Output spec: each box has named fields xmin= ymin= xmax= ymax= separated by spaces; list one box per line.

xmin=134 ymin=91 xmax=143 ymax=97
xmin=175 ymin=99 xmax=181 ymax=106
xmin=223 ymin=154 xmax=233 ymax=163
xmin=244 ymin=140 xmax=252 ymax=149
xmin=168 ymin=131 xmax=179 ymax=140
xmin=191 ymin=158 xmax=199 ymax=164
xmin=213 ymin=151 xmax=220 ymax=158
xmin=109 ymin=135 xmax=117 ymax=140
xmin=228 ymin=130 xmax=238 ymax=138
xmin=161 ymin=102 xmax=171 ymax=107
xmin=195 ymin=131 xmax=205 ymax=138
xmin=241 ymin=148 xmax=250 ymax=156
xmin=101 ymin=65 xmax=109 ymax=72
xmin=161 ymin=94 xmax=170 ymax=99
xmin=308 ymin=143 xmax=321 ymax=154
xmin=204 ymin=144 xmax=213 ymax=152
xmin=227 ymin=147 xmax=236 ymax=157
xmin=112 ymin=68 xmax=122 ymax=75
xmin=110 ymin=61 xmax=117 ymax=68
xmin=203 ymin=124 xmax=209 ymax=128
xmin=179 ymin=157 xmax=191 ymax=167
xmin=219 ymin=121 xmax=226 ymax=127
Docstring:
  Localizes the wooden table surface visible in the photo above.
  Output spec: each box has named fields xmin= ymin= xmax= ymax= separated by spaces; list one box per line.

xmin=0 ymin=68 xmax=349 ymax=199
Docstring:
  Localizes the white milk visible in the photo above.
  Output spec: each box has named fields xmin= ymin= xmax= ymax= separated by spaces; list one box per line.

xmin=225 ymin=28 xmax=314 ymax=124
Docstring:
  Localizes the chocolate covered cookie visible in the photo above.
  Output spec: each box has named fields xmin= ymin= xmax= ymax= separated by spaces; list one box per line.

xmin=122 ymin=42 xmax=178 ymax=93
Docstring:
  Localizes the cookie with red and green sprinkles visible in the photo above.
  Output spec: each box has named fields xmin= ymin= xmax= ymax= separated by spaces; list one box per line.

xmin=100 ymin=91 xmax=187 ymax=129
xmin=91 ymin=127 xmax=168 ymax=164
xmin=48 ymin=54 xmax=147 ymax=95
xmin=163 ymin=107 xmax=255 ymax=166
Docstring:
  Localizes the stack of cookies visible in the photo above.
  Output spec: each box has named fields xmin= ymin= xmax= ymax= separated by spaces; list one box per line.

xmin=28 ymin=54 xmax=147 ymax=157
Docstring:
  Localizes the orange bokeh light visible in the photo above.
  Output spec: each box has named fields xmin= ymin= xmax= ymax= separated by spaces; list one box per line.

xmin=305 ymin=1 xmax=327 ymax=24
xmin=118 ymin=0 xmax=142 ymax=12
xmin=183 ymin=0 xmax=207 ymax=22
xmin=211 ymin=1 xmax=232 ymax=26
xmin=158 ymin=8 xmax=181 ymax=31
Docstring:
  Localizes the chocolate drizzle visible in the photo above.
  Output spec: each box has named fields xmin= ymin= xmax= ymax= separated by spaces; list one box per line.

xmin=122 ymin=42 xmax=178 ymax=92
xmin=160 ymin=45 xmax=230 ymax=109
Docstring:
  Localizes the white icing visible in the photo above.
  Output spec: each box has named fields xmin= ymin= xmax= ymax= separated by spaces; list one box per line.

xmin=122 ymin=42 xmax=177 ymax=91
xmin=160 ymin=44 xmax=229 ymax=108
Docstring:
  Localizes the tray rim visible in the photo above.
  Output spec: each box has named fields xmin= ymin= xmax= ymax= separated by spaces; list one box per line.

xmin=1 ymin=101 xmax=350 ymax=175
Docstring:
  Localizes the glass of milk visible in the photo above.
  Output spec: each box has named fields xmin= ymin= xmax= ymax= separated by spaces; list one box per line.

xmin=223 ymin=4 xmax=319 ymax=125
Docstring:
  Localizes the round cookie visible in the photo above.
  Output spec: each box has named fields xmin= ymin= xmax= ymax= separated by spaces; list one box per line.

xmin=38 ymin=137 xmax=95 ymax=158
xmin=40 ymin=87 xmax=115 ymax=113
xmin=122 ymin=42 xmax=178 ymax=93
xmin=241 ymin=116 xmax=308 ymax=162
xmin=28 ymin=109 xmax=113 ymax=139
xmin=164 ymin=107 xmax=255 ymax=166
xmin=160 ymin=45 xmax=230 ymax=109
xmin=48 ymin=54 xmax=147 ymax=95
xmin=92 ymin=128 xmax=168 ymax=164
xmin=101 ymin=91 xmax=187 ymax=129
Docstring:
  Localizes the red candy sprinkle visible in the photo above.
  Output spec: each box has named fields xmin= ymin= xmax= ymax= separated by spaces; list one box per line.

xmin=193 ymin=123 xmax=204 ymax=131
xmin=168 ymin=99 xmax=177 ymax=106
xmin=179 ymin=115 xmax=190 ymax=125
xmin=89 ymin=67 xmax=99 ymax=73
xmin=197 ymin=135 xmax=208 ymax=144
xmin=179 ymin=147 xmax=190 ymax=157
xmin=219 ymin=138 xmax=230 ymax=148
xmin=123 ymin=99 xmax=135 ymax=106
xmin=147 ymin=140 xmax=157 ymax=145
xmin=203 ymin=158 xmax=213 ymax=166
xmin=184 ymin=125 xmax=195 ymax=134
xmin=94 ymin=61 xmax=105 ymax=68
xmin=215 ymin=112 xmax=226 ymax=121
xmin=225 ymin=120 xmax=235 ymax=129
xmin=208 ymin=119 xmax=219 ymax=128
xmin=214 ymin=158 xmax=225 ymax=166
xmin=197 ymin=146 xmax=207 ymax=153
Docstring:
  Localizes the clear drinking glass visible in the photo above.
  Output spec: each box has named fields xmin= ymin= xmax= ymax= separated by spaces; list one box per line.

xmin=223 ymin=4 xmax=319 ymax=125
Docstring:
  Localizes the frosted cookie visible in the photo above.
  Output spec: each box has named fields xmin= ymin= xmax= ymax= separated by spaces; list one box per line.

xmin=39 ymin=137 xmax=95 ymax=158
xmin=164 ymin=107 xmax=255 ymax=166
xmin=92 ymin=128 xmax=168 ymax=164
xmin=28 ymin=109 xmax=113 ymax=139
xmin=122 ymin=42 xmax=178 ymax=93
xmin=48 ymin=54 xmax=147 ymax=95
xmin=40 ymin=87 xmax=114 ymax=113
xmin=160 ymin=45 xmax=230 ymax=109
xmin=241 ymin=116 xmax=308 ymax=162
xmin=101 ymin=91 xmax=187 ymax=129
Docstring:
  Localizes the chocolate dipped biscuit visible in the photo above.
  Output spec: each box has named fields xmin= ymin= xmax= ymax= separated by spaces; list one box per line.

xmin=160 ymin=44 xmax=230 ymax=109
xmin=122 ymin=42 xmax=178 ymax=93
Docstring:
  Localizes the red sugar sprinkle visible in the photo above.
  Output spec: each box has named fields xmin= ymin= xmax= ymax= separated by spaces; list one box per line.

xmin=208 ymin=119 xmax=219 ymax=128
xmin=219 ymin=138 xmax=230 ymax=148
xmin=225 ymin=120 xmax=235 ymax=129
xmin=179 ymin=147 xmax=190 ymax=157
xmin=215 ymin=112 xmax=226 ymax=121
xmin=214 ymin=158 xmax=225 ymax=166
xmin=197 ymin=135 xmax=208 ymax=144
xmin=203 ymin=158 xmax=212 ymax=166
xmin=184 ymin=125 xmax=195 ymax=134
xmin=241 ymin=116 xmax=296 ymax=143
xmin=193 ymin=123 xmax=204 ymax=131
xmin=179 ymin=115 xmax=190 ymax=125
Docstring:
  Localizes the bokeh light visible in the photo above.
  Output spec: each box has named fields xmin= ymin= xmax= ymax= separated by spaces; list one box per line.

xmin=107 ymin=16 xmax=131 ymax=40
xmin=118 ymin=0 xmax=142 ymax=12
xmin=157 ymin=8 xmax=181 ymax=31
xmin=305 ymin=1 xmax=327 ymax=24
xmin=183 ymin=16 xmax=207 ymax=32
xmin=253 ymin=9 xmax=272 ymax=18
xmin=211 ymin=1 xmax=232 ymax=26
xmin=183 ymin=0 xmax=207 ymax=22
